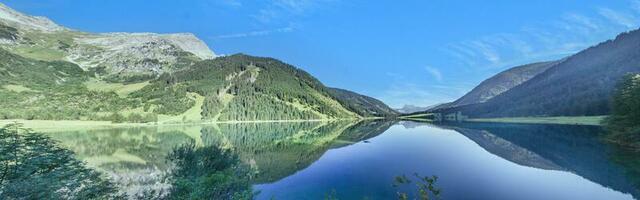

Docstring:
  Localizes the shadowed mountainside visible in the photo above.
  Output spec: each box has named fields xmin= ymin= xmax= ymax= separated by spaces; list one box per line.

xmin=429 ymin=29 xmax=640 ymax=118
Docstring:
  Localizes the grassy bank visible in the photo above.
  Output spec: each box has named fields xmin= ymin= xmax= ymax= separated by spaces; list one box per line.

xmin=465 ymin=116 xmax=607 ymax=126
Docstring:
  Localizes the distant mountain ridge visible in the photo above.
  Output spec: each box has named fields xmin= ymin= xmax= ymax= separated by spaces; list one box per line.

xmin=328 ymin=88 xmax=398 ymax=117
xmin=396 ymin=104 xmax=436 ymax=114
xmin=451 ymin=61 xmax=558 ymax=107
xmin=418 ymin=61 xmax=557 ymax=114
xmin=433 ymin=28 xmax=640 ymax=118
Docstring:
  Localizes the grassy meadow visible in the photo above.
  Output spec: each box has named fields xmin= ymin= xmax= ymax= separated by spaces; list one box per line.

xmin=466 ymin=116 xmax=607 ymax=126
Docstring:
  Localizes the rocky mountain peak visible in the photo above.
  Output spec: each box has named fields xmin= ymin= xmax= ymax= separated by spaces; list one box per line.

xmin=0 ymin=3 xmax=217 ymax=79
xmin=68 ymin=32 xmax=217 ymax=76
xmin=79 ymin=32 xmax=216 ymax=60
xmin=0 ymin=3 xmax=65 ymax=32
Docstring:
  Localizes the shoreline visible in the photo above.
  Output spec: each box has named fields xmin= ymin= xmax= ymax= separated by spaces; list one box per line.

xmin=464 ymin=116 xmax=607 ymax=126
xmin=0 ymin=118 xmax=383 ymax=132
xmin=396 ymin=115 xmax=607 ymax=126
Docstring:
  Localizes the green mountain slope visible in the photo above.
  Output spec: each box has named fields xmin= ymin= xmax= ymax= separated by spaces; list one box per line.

xmin=0 ymin=50 xmax=392 ymax=122
xmin=0 ymin=48 xmax=144 ymax=121
xmin=133 ymin=54 xmax=360 ymax=121
xmin=327 ymin=87 xmax=398 ymax=117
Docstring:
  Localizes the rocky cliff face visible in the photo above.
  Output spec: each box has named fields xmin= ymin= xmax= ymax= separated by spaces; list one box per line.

xmin=69 ymin=33 xmax=216 ymax=76
xmin=0 ymin=3 xmax=216 ymax=79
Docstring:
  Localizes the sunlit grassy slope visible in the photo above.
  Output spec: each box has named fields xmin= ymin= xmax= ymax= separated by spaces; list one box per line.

xmin=84 ymin=79 xmax=150 ymax=97
xmin=0 ymin=47 xmax=397 ymax=123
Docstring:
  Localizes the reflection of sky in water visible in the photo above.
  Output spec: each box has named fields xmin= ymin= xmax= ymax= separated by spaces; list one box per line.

xmin=255 ymin=124 xmax=636 ymax=200
xmin=40 ymin=121 xmax=638 ymax=200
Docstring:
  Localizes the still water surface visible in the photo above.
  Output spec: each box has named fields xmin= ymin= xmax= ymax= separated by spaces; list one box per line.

xmin=43 ymin=121 xmax=639 ymax=199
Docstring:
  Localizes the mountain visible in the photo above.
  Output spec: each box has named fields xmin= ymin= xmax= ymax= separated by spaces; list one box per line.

xmin=69 ymin=32 xmax=215 ymax=81
xmin=423 ymin=61 xmax=557 ymax=114
xmin=0 ymin=3 xmax=394 ymax=122
xmin=0 ymin=3 xmax=215 ymax=82
xmin=0 ymin=3 xmax=64 ymax=32
xmin=450 ymin=61 xmax=558 ymax=107
xmin=327 ymin=88 xmax=398 ymax=117
xmin=435 ymin=29 xmax=640 ymax=118
xmin=136 ymin=54 xmax=361 ymax=122
xmin=396 ymin=104 xmax=432 ymax=114
xmin=0 ymin=43 xmax=391 ymax=122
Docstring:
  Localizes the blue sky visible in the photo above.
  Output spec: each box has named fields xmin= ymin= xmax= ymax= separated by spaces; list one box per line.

xmin=4 ymin=0 xmax=640 ymax=107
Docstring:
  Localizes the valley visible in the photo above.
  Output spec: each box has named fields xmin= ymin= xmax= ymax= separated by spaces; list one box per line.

xmin=1 ymin=1 xmax=639 ymax=200
xmin=0 ymin=3 xmax=397 ymax=124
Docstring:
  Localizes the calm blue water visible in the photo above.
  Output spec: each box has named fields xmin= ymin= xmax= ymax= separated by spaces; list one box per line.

xmin=254 ymin=122 xmax=639 ymax=200
xmin=40 ymin=120 xmax=639 ymax=199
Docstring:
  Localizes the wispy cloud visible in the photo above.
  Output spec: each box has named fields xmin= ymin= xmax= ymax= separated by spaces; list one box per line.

xmin=253 ymin=0 xmax=340 ymax=23
xmin=598 ymin=8 xmax=637 ymax=28
xmin=563 ymin=13 xmax=599 ymax=30
xmin=425 ymin=66 xmax=443 ymax=82
xmin=443 ymin=2 xmax=640 ymax=71
xmin=212 ymin=26 xmax=294 ymax=39
xmin=470 ymin=40 xmax=501 ymax=64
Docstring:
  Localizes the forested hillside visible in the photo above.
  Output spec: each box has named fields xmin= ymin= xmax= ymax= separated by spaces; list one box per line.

xmin=327 ymin=88 xmax=398 ymax=117
xmin=0 ymin=50 xmax=393 ymax=122
xmin=434 ymin=29 xmax=640 ymax=118
xmin=0 ymin=3 xmax=395 ymax=123
xmin=134 ymin=54 xmax=361 ymax=121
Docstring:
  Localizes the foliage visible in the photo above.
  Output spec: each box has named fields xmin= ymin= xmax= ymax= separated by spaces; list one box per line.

xmin=606 ymin=74 xmax=640 ymax=149
xmin=0 ymin=123 xmax=122 ymax=199
xmin=163 ymin=141 xmax=255 ymax=200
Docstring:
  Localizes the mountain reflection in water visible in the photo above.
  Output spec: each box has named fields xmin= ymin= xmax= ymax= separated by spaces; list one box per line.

xmin=28 ymin=120 xmax=640 ymax=199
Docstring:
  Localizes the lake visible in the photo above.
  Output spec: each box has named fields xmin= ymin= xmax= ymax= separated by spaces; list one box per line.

xmin=37 ymin=120 xmax=639 ymax=199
